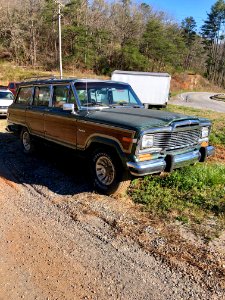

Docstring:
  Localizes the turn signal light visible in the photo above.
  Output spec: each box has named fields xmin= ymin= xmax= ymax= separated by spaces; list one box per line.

xmin=138 ymin=153 xmax=152 ymax=161
xmin=201 ymin=141 xmax=209 ymax=147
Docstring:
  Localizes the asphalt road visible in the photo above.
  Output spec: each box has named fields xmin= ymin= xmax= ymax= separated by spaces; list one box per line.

xmin=171 ymin=92 xmax=225 ymax=113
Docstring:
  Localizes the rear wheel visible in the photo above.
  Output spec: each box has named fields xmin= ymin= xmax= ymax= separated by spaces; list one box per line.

xmin=90 ymin=149 xmax=130 ymax=196
xmin=20 ymin=128 xmax=34 ymax=154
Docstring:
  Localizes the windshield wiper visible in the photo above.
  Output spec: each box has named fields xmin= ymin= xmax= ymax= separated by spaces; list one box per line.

xmin=110 ymin=103 xmax=142 ymax=108
xmin=82 ymin=102 xmax=106 ymax=107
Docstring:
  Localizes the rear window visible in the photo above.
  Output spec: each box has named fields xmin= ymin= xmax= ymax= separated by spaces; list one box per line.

xmin=0 ymin=92 xmax=14 ymax=100
xmin=16 ymin=87 xmax=33 ymax=105
xmin=9 ymin=83 xmax=15 ymax=89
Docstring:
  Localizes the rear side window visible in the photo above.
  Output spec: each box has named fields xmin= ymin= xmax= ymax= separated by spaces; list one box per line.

xmin=33 ymin=86 xmax=51 ymax=107
xmin=16 ymin=87 xmax=33 ymax=105
xmin=9 ymin=83 xmax=15 ymax=89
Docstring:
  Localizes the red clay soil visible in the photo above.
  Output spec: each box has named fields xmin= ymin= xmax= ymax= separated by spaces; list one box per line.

xmin=210 ymin=145 xmax=225 ymax=164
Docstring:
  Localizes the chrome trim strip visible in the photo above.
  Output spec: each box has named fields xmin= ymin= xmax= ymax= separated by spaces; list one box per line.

xmin=172 ymin=119 xmax=200 ymax=128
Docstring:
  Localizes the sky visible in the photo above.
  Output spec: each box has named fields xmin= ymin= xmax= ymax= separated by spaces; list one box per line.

xmin=146 ymin=0 xmax=217 ymax=30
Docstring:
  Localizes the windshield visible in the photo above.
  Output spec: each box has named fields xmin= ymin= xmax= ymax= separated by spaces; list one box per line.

xmin=74 ymin=82 xmax=142 ymax=108
xmin=0 ymin=91 xmax=14 ymax=100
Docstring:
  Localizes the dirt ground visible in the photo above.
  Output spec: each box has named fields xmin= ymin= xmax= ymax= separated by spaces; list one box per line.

xmin=0 ymin=118 xmax=224 ymax=300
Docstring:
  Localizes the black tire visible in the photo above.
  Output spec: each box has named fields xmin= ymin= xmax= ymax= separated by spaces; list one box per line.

xmin=90 ymin=149 xmax=131 ymax=196
xmin=20 ymin=128 xmax=35 ymax=154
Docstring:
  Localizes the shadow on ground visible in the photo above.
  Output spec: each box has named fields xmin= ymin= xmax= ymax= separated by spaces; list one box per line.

xmin=0 ymin=130 xmax=93 ymax=196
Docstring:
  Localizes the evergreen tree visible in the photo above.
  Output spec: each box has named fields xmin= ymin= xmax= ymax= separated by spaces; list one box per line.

xmin=201 ymin=0 xmax=225 ymax=86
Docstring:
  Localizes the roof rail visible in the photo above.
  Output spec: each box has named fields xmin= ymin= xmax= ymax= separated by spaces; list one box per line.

xmin=23 ymin=75 xmax=58 ymax=81
xmin=22 ymin=75 xmax=80 ymax=82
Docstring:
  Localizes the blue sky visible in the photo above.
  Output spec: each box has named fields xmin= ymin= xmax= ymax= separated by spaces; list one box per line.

xmin=145 ymin=0 xmax=216 ymax=30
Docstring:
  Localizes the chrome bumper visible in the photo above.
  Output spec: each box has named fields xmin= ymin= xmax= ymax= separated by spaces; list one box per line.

xmin=127 ymin=146 xmax=215 ymax=176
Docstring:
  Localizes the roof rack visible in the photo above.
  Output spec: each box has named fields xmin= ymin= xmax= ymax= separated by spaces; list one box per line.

xmin=23 ymin=75 xmax=58 ymax=82
xmin=22 ymin=75 xmax=81 ymax=82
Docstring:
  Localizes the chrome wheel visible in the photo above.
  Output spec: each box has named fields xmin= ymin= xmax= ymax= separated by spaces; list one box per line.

xmin=95 ymin=155 xmax=115 ymax=186
xmin=22 ymin=131 xmax=31 ymax=152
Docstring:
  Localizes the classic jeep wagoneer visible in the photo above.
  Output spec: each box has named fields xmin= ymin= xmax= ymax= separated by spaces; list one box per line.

xmin=7 ymin=78 xmax=214 ymax=195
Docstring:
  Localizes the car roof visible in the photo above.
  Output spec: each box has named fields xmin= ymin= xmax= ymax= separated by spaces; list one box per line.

xmin=18 ymin=78 xmax=130 ymax=86
xmin=0 ymin=89 xmax=13 ymax=93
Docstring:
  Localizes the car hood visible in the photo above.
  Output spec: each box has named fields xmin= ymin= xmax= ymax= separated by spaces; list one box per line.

xmin=85 ymin=107 xmax=201 ymax=131
xmin=0 ymin=99 xmax=13 ymax=107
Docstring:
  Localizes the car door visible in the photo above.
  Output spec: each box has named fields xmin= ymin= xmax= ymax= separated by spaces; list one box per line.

xmin=44 ymin=84 xmax=78 ymax=148
xmin=26 ymin=85 xmax=51 ymax=137
xmin=8 ymin=86 xmax=33 ymax=128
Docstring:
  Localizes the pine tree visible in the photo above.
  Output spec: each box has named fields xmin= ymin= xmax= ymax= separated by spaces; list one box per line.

xmin=201 ymin=0 xmax=225 ymax=86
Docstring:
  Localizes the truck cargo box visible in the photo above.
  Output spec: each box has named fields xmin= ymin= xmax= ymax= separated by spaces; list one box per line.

xmin=111 ymin=70 xmax=171 ymax=108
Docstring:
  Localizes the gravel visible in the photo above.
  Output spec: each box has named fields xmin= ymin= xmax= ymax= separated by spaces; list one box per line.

xmin=0 ymin=118 xmax=224 ymax=299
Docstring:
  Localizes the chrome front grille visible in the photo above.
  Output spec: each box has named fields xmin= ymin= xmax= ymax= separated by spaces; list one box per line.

xmin=0 ymin=106 xmax=7 ymax=109
xmin=153 ymin=128 xmax=201 ymax=150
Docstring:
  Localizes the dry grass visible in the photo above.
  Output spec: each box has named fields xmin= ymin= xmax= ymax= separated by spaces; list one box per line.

xmin=0 ymin=61 xmax=108 ymax=84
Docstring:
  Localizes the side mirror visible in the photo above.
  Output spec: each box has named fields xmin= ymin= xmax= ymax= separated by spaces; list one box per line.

xmin=63 ymin=103 xmax=76 ymax=114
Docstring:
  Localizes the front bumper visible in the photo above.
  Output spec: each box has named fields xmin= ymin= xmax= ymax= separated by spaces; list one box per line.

xmin=127 ymin=146 xmax=215 ymax=176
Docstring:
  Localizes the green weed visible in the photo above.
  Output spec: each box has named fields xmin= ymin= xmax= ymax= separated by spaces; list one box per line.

xmin=129 ymin=163 xmax=225 ymax=225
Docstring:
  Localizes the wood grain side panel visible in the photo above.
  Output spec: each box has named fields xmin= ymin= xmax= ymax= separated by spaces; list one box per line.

xmin=44 ymin=113 xmax=77 ymax=146
xmin=77 ymin=121 xmax=136 ymax=153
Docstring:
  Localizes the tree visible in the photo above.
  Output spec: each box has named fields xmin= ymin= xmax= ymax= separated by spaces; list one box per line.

xmin=201 ymin=0 xmax=225 ymax=86
xmin=181 ymin=16 xmax=204 ymax=70
xmin=140 ymin=18 xmax=186 ymax=71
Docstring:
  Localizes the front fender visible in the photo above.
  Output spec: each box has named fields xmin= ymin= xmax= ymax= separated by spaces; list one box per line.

xmin=85 ymin=135 xmax=129 ymax=167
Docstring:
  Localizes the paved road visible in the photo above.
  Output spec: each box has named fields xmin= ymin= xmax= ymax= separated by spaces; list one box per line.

xmin=171 ymin=92 xmax=225 ymax=113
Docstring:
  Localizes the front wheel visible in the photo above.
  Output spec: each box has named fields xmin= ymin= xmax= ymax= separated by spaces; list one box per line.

xmin=20 ymin=128 xmax=35 ymax=154
xmin=90 ymin=149 xmax=130 ymax=196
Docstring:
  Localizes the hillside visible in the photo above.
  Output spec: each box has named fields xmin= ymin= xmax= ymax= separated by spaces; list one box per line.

xmin=171 ymin=73 xmax=225 ymax=95
xmin=0 ymin=62 xmax=224 ymax=96
xmin=0 ymin=62 xmax=107 ymax=85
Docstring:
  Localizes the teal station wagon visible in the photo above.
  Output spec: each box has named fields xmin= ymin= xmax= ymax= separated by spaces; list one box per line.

xmin=7 ymin=78 xmax=215 ymax=195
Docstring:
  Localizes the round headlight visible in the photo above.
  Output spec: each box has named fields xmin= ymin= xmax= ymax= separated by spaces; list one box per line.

xmin=141 ymin=135 xmax=154 ymax=149
xmin=201 ymin=127 xmax=209 ymax=138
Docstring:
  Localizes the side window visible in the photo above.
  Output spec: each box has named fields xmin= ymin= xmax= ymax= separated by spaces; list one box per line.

xmin=53 ymin=85 xmax=77 ymax=109
xmin=128 ymin=90 xmax=137 ymax=104
xmin=52 ymin=85 xmax=69 ymax=108
xmin=33 ymin=86 xmax=50 ymax=107
xmin=16 ymin=87 xmax=33 ymax=105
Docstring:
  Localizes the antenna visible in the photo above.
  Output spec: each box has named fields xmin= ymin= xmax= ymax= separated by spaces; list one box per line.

xmin=54 ymin=0 xmax=64 ymax=79
xmin=85 ymin=0 xmax=88 ymax=112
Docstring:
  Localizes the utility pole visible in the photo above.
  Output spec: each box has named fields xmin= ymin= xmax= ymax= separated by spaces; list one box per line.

xmin=55 ymin=0 xmax=63 ymax=79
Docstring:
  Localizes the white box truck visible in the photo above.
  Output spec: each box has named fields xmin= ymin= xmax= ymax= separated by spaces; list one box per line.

xmin=111 ymin=70 xmax=171 ymax=108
